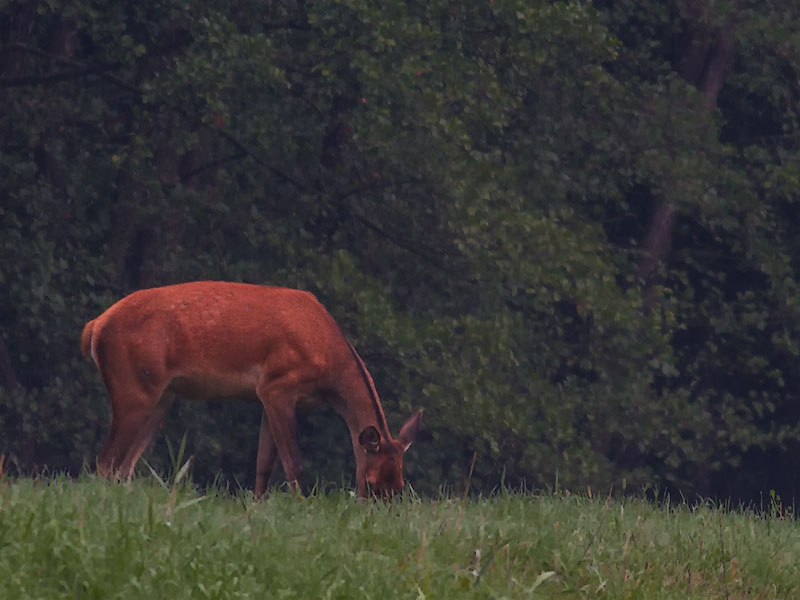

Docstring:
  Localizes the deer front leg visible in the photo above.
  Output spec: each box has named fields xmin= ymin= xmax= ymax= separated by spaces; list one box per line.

xmin=256 ymin=379 xmax=304 ymax=494
xmin=255 ymin=408 xmax=278 ymax=497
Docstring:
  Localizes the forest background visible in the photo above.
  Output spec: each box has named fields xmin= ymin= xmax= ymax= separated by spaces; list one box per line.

xmin=2 ymin=0 xmax=800 ymax=504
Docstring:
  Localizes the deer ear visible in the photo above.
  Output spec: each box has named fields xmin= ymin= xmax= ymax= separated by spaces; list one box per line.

xmin=397 ymin=410 xmax=422 ymax=452
xmin=359 ymin=426 xmax=381 ymax=453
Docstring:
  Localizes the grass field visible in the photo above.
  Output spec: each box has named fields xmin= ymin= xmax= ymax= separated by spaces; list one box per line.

xmin=1 ymin=472 xmax=799 ymax=599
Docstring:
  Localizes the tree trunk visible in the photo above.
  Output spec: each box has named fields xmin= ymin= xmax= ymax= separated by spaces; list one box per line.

xmin=0 ymin=333 xmax=34 ymax=471
xmin=638 ymin=16 xmax=735 ymax=283
xmin=0 ymin=335 xmax=21 ymax=392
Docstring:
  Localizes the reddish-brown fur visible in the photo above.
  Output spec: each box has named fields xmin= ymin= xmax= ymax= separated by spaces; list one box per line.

xmin=80 ymin=281 xmax=422 ymax=497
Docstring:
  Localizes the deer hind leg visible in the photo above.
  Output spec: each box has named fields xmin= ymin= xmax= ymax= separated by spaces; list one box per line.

xmin=97 ymin=421 xmax=122 ymax=478
xmin=97 ymin=389 xmax=171 ymax=479
xmin=98 ymin=403 xmax=153 ymax=479
xmin=117 ymin=391 xmax=175 ymax=479
xmin=95 ymin=342 xmax=171 ymax=480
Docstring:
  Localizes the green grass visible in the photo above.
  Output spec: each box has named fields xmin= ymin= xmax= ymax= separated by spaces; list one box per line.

xmin=1 ymin=475 xmax=799 ymax=599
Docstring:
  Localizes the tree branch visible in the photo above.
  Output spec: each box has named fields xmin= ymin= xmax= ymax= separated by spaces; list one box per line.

xmin=261 ymin=19 xmax=312 ymax=31
xmin=0 ymin=63 xmax=122 ymax=87
xmin=180 ymin=151 xmax=246 ymax=182
xmin=2 ymin=43 xmax=314 ymax=192
xmin=348 ymin=206 xmax=457 ymax=275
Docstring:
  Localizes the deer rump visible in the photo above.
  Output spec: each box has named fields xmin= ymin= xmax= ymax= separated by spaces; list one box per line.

xmin=81 ymin=281 xmax=421 ymax=497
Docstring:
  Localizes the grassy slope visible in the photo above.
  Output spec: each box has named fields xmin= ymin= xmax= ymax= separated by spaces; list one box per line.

xmin=0 ymin=476 xmax=798 ymax=599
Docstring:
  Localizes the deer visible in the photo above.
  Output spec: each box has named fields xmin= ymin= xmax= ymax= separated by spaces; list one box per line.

xmin=80 ymin=281 xmax=422 ymax=498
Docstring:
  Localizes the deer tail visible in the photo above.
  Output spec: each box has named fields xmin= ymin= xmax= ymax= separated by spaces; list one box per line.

xmin=80 ymin=319 xmax=96 ymax=361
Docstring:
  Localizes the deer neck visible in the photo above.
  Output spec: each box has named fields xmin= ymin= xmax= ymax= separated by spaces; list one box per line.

xmin=332 ymin=341 xmax=392 ymax=444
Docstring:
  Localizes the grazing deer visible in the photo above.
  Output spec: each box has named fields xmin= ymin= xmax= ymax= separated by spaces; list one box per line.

xmin=80 ymin=281 xmax=422 ymax=497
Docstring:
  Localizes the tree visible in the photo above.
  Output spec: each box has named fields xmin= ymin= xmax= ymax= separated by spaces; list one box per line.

xmin=2 ymin=0 xmax=799 ymax=502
